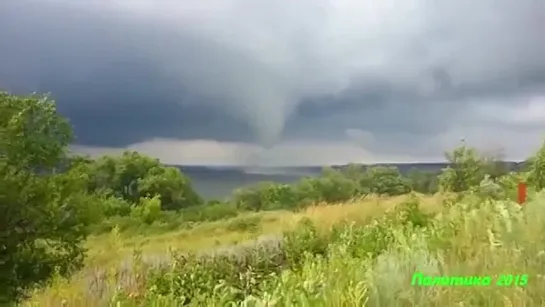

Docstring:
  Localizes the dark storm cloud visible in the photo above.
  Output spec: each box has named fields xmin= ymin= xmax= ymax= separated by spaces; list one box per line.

xmin=1 ymin=0 xmax=545 ymax=152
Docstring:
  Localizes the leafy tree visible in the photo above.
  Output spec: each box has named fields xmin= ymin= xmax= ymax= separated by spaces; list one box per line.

xmin=316 ymin=167 xmax=361 ymax=202
xmin=258 ymin=183 xmax=299 ymax=210
xmin=288 ymin=168 xmax=361 ymax=207
xmin=294 ymin=177 xmax=325 ymax=207
xmin=99 ymin=196 xmax=132 ymax=217
xmin=528 ymin=139 xmax=545 ymax=191
xmin=84 ymin=151 xmax=202 ymax=211
xmin=65 ymin=155 xmax=93 ymax=170
xmin=131 ymin=195 xmax=162 ymax=224
xmin=232 ymin=182 xmax=282 ymax=211
xmin=365 ymin=166 xmax=411 ymax=196
xmin=0 ymin=92 xmax=90 ymax=303
xmin=115 ymin=151 xmax=161 ymax=202
xmin=340 ymin=163 xmax=372 ymax=195
xmin=406 ymin=168 xmax=439 ymax=194
xmin=138 ymin=166 xmax=202 ymax=210
xmin=438 ymin=142 xmax=487 ymax=192
xmin=86 ymin=152 xmax=158 ymax=202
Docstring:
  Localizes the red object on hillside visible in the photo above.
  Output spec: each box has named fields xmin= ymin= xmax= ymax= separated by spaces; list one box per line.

xmin=518 ymin=182 xmax=527 ymax=205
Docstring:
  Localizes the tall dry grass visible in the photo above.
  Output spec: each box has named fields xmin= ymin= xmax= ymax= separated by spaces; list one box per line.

xmin=26 ymin=192 xmax=545 ymax=306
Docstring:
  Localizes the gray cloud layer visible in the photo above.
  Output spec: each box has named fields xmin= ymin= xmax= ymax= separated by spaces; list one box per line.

xmin=1 ymin=0 xmax=545 ymax=163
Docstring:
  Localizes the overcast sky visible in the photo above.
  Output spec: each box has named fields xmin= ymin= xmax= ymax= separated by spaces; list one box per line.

xmin=1 ymin=0 xmax=545 ymax=166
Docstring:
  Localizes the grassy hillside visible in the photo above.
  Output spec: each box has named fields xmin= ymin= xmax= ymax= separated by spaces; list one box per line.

xmin=24 ymin=194 xmax=438 ymax=305
xmin=24 ymin=192 xmax=545 ymax=306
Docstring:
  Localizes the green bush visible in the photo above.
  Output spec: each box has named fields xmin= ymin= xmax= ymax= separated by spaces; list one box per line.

xmin=131 ymin=195 xmax=162 ymax=225
xmin=232 ymin=181 xmax=297 ymax=211
xmin=438 ymin=143 xmax=488 ymax=192
xmin=230 ymin=165 xmax=416 ymax=214
xmin=101 ymin=196 xmax=133 ymax=217
xmin=528 ymin=139 xmax=545 ymax=191
xmin=282 ymin=218 xmax=330 ymax=267
xmin=365 ymin=166 xmax=411 ymax=196
xmin=145 ymin=240 xmax=288 ymax=305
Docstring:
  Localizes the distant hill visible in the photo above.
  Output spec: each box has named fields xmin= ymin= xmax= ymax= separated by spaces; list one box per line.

xmin=169 ymin=161 xmax=529 ymax=199
xmin=333 ymin=161 xmax=528 ymax=174
xmin=173 ymin=161 xmax=527 ymax=179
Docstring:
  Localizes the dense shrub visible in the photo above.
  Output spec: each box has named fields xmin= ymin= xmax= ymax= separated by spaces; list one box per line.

xmin=144 ymin=238 xmax=288 ymax=305
xmin=131 ymin=195 xmax=162 ymax=225
xmin=230 ymin=165 xmax=416 ymax=213
xmin=100 ymin=196 xmax=133 ymax=217
xmin=232 ymin=181 xmax=299 ymax=211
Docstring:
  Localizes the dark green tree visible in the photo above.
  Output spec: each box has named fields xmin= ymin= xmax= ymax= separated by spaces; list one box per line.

xmin=138 ymin=165 xmax=202 ymax=210
xmin=84 ymin=151 xmax=202 ymax=211
xmin=365 ymin=166 xmax=411 ymax=196
xmin=438 ymin=142 xmax=488 ymax=192
xmin=528 ymin=139 xmax=545 ymax=191
xmin=0 ymin=92 xmax=91 ymax=303
xmin=406 ymin=168 xmax=439 ymax=194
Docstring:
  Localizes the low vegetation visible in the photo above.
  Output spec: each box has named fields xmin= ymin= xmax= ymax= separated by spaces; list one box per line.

xmin=2 ymin=91 xmax=545 ymax=305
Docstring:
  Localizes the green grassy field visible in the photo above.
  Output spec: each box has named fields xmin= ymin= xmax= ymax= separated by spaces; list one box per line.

xmin=24 ymin=192 xmax=545 ymax=306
